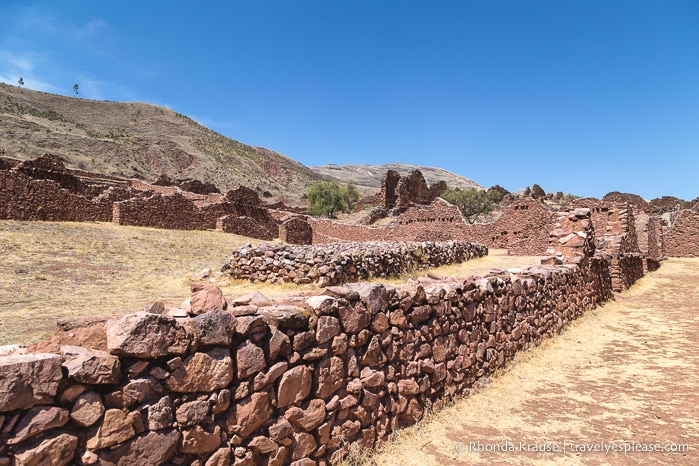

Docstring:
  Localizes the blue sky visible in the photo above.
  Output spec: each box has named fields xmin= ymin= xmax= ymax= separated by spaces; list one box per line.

xmin=1 ymin=1 xmax=698 ymax=200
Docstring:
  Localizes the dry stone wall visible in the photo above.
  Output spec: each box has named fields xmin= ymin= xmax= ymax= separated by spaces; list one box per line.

xmin=663 ymin=210 xmax=699 ymax=257
xmin=223 ymin=241 xmax=488 ymax=287
xmin=0 ymin=170 xmax=136 ymax=222
xmin=1 ymin=224 xmax=627 ymax=465
xmin=310 ymin=197 xmax=555 ymax=255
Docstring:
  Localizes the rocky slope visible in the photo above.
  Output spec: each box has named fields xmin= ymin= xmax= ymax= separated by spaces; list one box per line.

xmin=310 ymin=163 xmax=482 ymax=195
xmin=0 ymin=83 xmax=320 ymax=204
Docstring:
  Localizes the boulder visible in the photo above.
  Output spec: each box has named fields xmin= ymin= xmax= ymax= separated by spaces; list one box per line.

xmin=0 ymin=353 xmax=63 ymax=412
xmin=14 ymin=432 xmax=78 ymax=466
xmin=106 ymin=312 xmax=189 ymax=359
xmin=190 ymin=283 xmax=227 ymax=315
xmin=165 ymin=347 xmax=233 ymax=393
xmin=60 ymin=345 xmax=120 ymax=385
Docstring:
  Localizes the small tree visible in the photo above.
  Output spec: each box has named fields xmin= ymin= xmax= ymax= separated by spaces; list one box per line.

xmin=307 ymin=181 xmax=357 ymax=218
xmin=441 ymin=187 xmax=497 ymax=224
xmin=73 ymin=83 xmax=79 ymax=95
xmin=18 ymin=77 xmax=24 ymax=86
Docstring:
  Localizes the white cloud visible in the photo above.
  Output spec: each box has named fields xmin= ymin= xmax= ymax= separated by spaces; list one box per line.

xmin=0 ymin=50 xmax=59 ymax=93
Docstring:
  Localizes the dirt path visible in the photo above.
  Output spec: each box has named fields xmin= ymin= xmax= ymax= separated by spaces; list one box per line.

xmin=367 ymin=258 xmax=699 ymax=465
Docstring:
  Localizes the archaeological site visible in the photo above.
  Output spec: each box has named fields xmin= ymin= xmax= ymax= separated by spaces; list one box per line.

xmin=1 ymin=153 xmax=698 ymax=465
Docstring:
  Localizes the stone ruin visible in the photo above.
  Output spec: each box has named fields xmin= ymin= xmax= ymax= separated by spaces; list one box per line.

xmin=380 ymin=169 xmax=447 ymax=213
xmin=1 ymin=208 xmax=643 ymax=464
xmin=1 ymin=154 xmax=697 ymax=259
xmin=0 ymin=154 xmax=281 ymax=241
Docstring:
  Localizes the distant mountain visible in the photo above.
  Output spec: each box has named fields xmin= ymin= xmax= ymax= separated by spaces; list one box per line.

xmin=0 ymin=83 xmax=320 ymax=204
xmin=310 ymin=163 xmax=482 ymax=195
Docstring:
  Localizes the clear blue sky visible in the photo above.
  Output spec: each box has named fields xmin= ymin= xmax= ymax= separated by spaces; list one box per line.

xmin=1 ymin=1 xmax=698 ymax=200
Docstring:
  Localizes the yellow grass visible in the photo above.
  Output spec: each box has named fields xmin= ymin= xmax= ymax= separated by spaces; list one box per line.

xmin=0 ymin=223 xmax=542 ymax=347
xmin=0 ymin=220 xmax=317 ymax=345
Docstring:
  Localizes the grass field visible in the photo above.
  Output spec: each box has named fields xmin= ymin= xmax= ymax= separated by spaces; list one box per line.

xmin=0 ymin=220 xmax=539 ymax=346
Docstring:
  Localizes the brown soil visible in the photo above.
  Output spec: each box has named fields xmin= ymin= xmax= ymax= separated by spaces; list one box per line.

xmin=364 ymin=258 xmax=698 ymax=465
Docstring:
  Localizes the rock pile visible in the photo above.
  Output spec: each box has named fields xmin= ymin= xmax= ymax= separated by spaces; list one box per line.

xmin=222 ymin=241 xmax=488 ymax=286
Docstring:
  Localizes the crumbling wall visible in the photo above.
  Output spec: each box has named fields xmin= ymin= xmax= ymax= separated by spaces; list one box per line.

xmin=379 ymin=169 xmax=446 ymax=213
xmin=223 ymin=240 xmax=488 ymax=286
xmin=1 ymin=231 xmax=627 ymax=465
xmin=663 ymin=210 xmax=699 ymax=257
xmin=395 ymin=170 xmax=432 ymax=211
xmin=380 ymin=170 xmax=401 ymax=209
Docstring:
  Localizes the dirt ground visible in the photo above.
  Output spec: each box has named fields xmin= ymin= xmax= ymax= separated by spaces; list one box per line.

xmin=364 ymin=257 xmax=699 ymax=465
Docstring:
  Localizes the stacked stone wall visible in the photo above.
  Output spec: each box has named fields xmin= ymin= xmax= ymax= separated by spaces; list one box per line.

xmin=217 ymin=215 xmax=277 ymax=241
xmin=0 ymin=171 xmax=133 ymax=222
xmin=1 ymin=241 xmax=626 ymax=465
xmin=223 ymin=241 xmax=488 ymax=287
xmin=279 ymin=217 xmax=314 ymax=245
xmin=310 ymin=198 xmax=554 ymax=255
xmin=468 ymin=198 xmax=554 ymax=255
xmin=663 ymin=210 xmax=699 ymax=257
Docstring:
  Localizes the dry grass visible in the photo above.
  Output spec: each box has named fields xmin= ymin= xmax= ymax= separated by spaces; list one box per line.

xmin=0 ymin=220 xmax=318 ymax=345
xmin=0 ymin=223 xmax=542 ymax=347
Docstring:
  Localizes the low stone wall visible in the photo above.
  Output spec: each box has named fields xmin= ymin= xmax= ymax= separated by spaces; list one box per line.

xmin=223 ymin=241 xmax=488 ymax=287
xmin=663 ymin=210 xmax=699 ymax=257
xmin=1 ymin=249 xmax=621 ymax=465
xmin=279 ymin=217 xmax=314 ymax=245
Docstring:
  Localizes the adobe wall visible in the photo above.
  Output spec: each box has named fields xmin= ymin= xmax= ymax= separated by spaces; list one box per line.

xmin=663 ymin=210 xmax=699 ymax=257
xmin=1 ymin=219 xmax=626 ymax=464
xmin=223 ymin=241 xmax=488 ymax=287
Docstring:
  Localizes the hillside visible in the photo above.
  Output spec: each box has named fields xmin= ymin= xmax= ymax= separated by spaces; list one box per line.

xmin=310 ymin=163 xmax=482 ymax=196
xmin=0 ymin=83 xmax=320 ymax=204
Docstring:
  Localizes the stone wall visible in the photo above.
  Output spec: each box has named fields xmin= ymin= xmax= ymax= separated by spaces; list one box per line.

xmin=379 ymin=169 xmax=446 ymax=212
xmin=663 ymin=210 xmax=699 ymax=257
xmin=217 ymin=215 xmax=277 ymax=241
xmin=113 ymin=193 xmax=205 ymax=231
xmin=309 ymin=198 xmax=555 ymax=255
xmin=279 ymin=217 xmax=314 ymax=245
xmin=1 ymin=223 xmax=628 ymax=465
xmin=0 ymin=171 xmax=134 ymax=222
xmin=467 ymin=198 xmax=555 ymax=255
xmin=223 ymin=241 xmax=488 ymax=287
